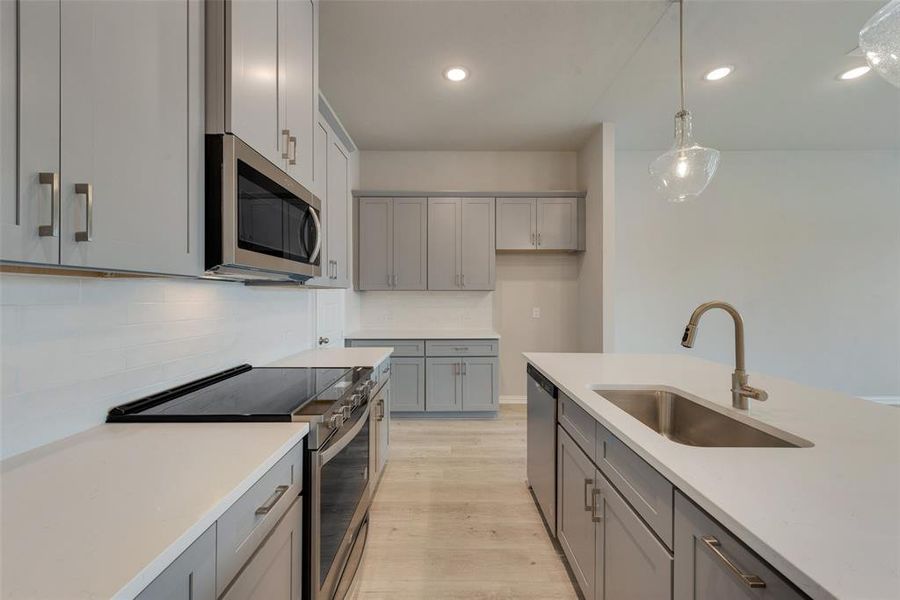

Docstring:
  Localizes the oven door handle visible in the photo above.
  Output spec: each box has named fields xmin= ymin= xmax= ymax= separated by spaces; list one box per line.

xmin=319 ymin=404 xmax=370 ymax=466
xmin=308 ymin=206 xmax=322 ymax=264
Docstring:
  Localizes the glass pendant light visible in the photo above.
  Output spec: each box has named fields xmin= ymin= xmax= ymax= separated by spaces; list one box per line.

xmin=649 ymin=0 xmax=720 ymax=202
xmin=859 ymin=0 xmax=900 ymax=88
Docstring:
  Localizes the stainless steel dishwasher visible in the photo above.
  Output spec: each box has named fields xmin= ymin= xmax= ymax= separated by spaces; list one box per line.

xmin=526 ymin=364 xmax=558 ymax=536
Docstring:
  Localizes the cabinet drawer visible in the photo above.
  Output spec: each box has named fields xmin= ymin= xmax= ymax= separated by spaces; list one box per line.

xmin=348 ymin=339 xmax=425 ymax=357
xmin=425 ymin=339 xmax=499 ymax=357
xmin=558 ymin=392 xmax=596 ymax=459
xmin=596 ymin=423 xmax=673 ymax=549
xmin=216 ymin=442 xmax=303 ymax=595
xmin=674 ymin=492 xmax=805 ymax=599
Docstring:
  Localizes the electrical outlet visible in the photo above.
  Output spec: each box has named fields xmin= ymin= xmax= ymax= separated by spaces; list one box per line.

xmin=532 ymin=307 xmax=541 ymax=318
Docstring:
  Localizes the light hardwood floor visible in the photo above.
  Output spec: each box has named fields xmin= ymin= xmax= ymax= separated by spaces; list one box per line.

xmin=348 ymin=405 xmax=578 ymax=600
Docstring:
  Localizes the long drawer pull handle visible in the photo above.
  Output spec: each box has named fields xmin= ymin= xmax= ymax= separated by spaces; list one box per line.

xmin=74 ymin=183 xmax=93 ymax=242
xmin=701 ymin=536 xmax=766 ymax=589
xmin=38 ymin=172 xmax=59 ymax=237
xmin=583 ymin=478 xmax=594 ymax=511
xmin=453 ymin=347 xmax=469 ymax=351
xmin=255 ymin=485 xmax=289 ymax=515
xmin=591 ymin=488 xmax=603 ymax=522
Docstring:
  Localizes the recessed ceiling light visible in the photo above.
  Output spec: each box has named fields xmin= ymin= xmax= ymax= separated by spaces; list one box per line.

xmin=443 ymin=67 xmax=468 ymax=82
xmin=703 ymin=66 xmax=734 ymax=81
xmin=838 ymin=65 xmax=871 ymax=80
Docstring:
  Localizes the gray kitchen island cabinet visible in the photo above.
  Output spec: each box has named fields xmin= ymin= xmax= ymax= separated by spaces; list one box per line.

xmin=136 ymin=525 xmax=216 ymax=600
xmin=5 ymin=0 xmax=203 ymax=275
xmin=674 ymin=492 xmax=805 ymax=600
xmin=558 ymin=426 xmax=672 ymax=600
xmin=357 ymin=197 xmax=428 ymax=290
xmin=427 ymin=197 xmax=496 ymax=290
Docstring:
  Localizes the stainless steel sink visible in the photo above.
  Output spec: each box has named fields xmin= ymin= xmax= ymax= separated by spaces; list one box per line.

xmin=593 ymin=389 xmax=812 ymax=448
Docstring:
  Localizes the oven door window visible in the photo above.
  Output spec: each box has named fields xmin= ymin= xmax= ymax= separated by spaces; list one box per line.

xmin=319 ymin=417 xmax=369 ymax=586
xmin=236 ymin=160 xmax=319 ymax=264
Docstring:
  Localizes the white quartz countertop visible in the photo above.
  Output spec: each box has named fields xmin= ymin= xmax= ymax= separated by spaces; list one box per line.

xmin=265 ymin=346 xmax=392 ymax=368
xmin=346 ymin=329 xmax=500 ymax=339
xmin=523 ymin=353 xmax=900 ymax=600
xmin=0 ymin=422 xmax=309 ymax=600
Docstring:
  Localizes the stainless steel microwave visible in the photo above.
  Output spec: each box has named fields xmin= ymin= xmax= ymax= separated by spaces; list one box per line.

xmin=205 ymin=134 xmax=322 ymax=282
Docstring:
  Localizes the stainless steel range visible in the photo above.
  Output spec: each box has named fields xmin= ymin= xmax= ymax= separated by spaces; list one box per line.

xmin=107 ymin=363 xmax=377 ymax=600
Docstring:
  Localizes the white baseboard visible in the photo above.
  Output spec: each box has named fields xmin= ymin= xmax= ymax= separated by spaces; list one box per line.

xmin=500 ymin=395 xmax=527 ymax=405
xmin=862 ymin=396 xmax=900 ymax=407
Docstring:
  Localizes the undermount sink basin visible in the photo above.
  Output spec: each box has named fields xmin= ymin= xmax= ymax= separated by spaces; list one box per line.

xmin=593 ymin=389 xmax=812 ymax=448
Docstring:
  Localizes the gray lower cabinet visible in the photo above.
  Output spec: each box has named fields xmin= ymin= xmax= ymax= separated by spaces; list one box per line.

xmin=371 ymin=378 xmax=391 ymax=481
xmin=461 ymin=357 xmax=499 ymax=411
xmin=426 ymin=358 xmax=462 ymax=411
xmin=674 ymin=492 xmax=804 ymax=600
xmin=558 ymin=426 xmax=672 ymax=600
xmin=390 ymin=357 xmax=426 ymax=412
xmin=557 ymin=426 xmax=597 ymax=599
xmin=136 ymin=525 xmax=216 ymax=600
xmin=221 ymin=497 xmax=303 ymax=600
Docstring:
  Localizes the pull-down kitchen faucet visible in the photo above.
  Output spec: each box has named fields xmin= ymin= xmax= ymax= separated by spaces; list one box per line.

xmin=681 ymin=301 xmax=768 ymax=410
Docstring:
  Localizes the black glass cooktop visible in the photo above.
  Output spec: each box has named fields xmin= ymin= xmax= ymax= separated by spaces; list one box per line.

xmin=107 ymin=365 xmax=358 ymax=422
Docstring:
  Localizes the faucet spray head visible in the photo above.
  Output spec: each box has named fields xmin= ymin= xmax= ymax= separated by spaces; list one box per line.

xmin=681 ymin=323 xmax=697 ymax=348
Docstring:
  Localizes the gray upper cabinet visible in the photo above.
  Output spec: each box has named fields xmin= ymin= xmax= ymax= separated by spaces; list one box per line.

xmin=557 ymin=426 xmax=597 ymax=600
xmin=208 ymin=0 xmax=318 ymax=193
xmin=536 ymin=198 xmax=578 ymax=250
xmin=674 ymin=492 xmax=804 ymax=600
xmin=427 ymin=197 xmax=495 ymax=290
xmin=596 ymin=473 xmax=672 ymax=600
xmin=2 ymin=0 xmax=61 ymax=266
xmin=136 ymin=525 xmax=216 ymax=600
xmin=496 ymin=197 xmax=583 ymax=252
xmin=496 ymin=198 xmax=536 ymax=250
xmin=357 ymin=197 xmax=427 ymax=290
xmin=3 ymin=0 xmax=202 ymax=275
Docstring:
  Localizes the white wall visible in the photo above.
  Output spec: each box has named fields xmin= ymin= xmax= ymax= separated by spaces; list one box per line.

xmin=355 ymin=150 xmax=581 ymax=397
xmin=0 ymin=274 xmax=319 ymax=458
xmin=614 ymin=150 xmax=900 ymax=398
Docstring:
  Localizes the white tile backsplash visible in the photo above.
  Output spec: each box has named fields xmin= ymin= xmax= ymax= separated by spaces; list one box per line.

xmin=354 ymin=291 xmax=493 ymax=331
xmin=0 ymin=273 xmax=320 ymax=458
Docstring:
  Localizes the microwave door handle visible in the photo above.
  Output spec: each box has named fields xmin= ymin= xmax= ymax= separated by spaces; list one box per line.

xmin=308 ymin=206 xmax=322 ymax=264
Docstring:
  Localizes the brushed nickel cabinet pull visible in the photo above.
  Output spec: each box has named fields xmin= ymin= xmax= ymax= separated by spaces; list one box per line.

xmin=537 ymin=232 xmax=542 ymax=247
xmin=583 ymin=478 xmax=594 ymax=511
xmin=74 ymin=183 xmax=93 ymax=242
xmin=281 ymin=129 xmax=291 ymax=160
xmin=255 ymin=485 xmax=289 ymax=515
xmin=461 ymin=273 xmax=465 ymax=287
xmin=38 ymin=172 xmax=59 ymax=237
xmin=530 ymin=232 xmax=534 ymax=246
xmin=288 ymin=136 xmax=297 ymax=165
xmin=701 ymin=536 xmax=766 ymax=589
xmin=591 ymin=488 xmax=603 ymax=522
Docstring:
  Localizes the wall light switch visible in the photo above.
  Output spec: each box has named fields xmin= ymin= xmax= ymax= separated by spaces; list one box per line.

xmin=532 ymin=307 xmax=541 ymax=318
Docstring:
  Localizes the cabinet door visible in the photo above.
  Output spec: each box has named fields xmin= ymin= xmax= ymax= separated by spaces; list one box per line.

xmin=390 ymin=357 xmax=425 ymax=412
xmin=461 ymin=357 xmax=499 ymax=412
xmin=357 ymin=197 xmax=393 ymax=290
xmin=221 ymin=497 xmax=302 ymax=600
xmin=306 ymin=120 xmax=329 ymax=284
xmin=596 ymin=473 xmax=672 ymax=600
xmin=327 ymin=135 xmax=350 ymax=287
xmin=536 ymin=197 xmax=578 ymax=250
xmin=374 ymin=381 xmax=390 ymax=477
xmin=496 ymin=198 xmax=535 ymax=250
xmin=392 ymin=197 xmax=428 ymax=290
xmin=59 ymin=0 xmax=201 ymax=275
xmin=557 ymin=426 xmax=596 ymax=600
xmin=427 ymin=197 xmax=461 ymax=290
xmin=230 ymin=0 xmax=280 ymax=166
xmin=674 ymin=492 xmax=803 ymax=600
xmin=460 ymin=197 xmax=495 ymax=289
xmin=2 ymin=0 xmax=61 ymax=265
xmin=136 ymin=525 xmax=216 ymax=600
xmin=280 ymin=0 xmax=315 ymax=189
xmin=426 ymin=358 xmax=461 ymax=412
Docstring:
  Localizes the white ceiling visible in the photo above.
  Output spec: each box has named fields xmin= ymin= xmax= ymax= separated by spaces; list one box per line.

xmin=319 ymin=0 xmax=900 ymax=151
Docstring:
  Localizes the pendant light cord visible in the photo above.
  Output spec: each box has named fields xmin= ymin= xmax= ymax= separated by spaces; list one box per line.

xmin=679 ymin=0 xmax=685 ymax=114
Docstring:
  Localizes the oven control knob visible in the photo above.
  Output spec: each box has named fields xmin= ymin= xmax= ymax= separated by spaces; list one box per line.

xmin=328 ymin=413 xmax=344 ymax=429
xmin=350 ymin=393 xmax=363 ymax=408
